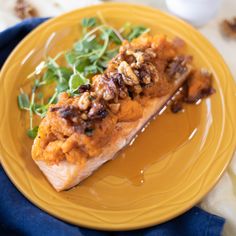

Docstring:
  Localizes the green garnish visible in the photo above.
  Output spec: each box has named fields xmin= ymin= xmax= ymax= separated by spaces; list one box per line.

xmin=128 ymin=26 xmax=149 ymax=41
xmin=18 ymin=15 xmax=149 ymax=139
xmin=69 ymin=73 xmax=89 ymax=92
xmin=27 ymin=126 xmax=39 ymax=139
xmin=18 ymin=89 xmax=30 ymax=110
xmin=81 ymin=17 xmax=97 ymax=28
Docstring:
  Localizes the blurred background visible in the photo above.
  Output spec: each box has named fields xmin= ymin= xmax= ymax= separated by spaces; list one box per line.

xmin=0 ymin=0 xmax=235 ymax=235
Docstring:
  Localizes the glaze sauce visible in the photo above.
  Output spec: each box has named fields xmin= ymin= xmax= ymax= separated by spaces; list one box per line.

xmin=81 ymin=102 xmax=201 ymax=186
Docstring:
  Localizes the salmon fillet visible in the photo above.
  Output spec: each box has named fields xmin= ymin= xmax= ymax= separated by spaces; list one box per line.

xmin=32 ymin=34 xmax=192 ymax=191
xmin=34 ymin=73 xmax=190 ymax=191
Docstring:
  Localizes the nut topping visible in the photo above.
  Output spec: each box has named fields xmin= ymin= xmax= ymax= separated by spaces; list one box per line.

xmin=81 ymin=113 xmax=88 ymax=120
xmin=78 ymin=84 xmax=91 ymax=93
xmin=118 ymin=61 xmax=140 ymax=86
xmin=93 ymin=75 xmax=117 ymax=101
xmin=109 ymin=103 xmax=120 ymax=114
xmin=47 ymin=35 xmax=198 ymax=138
xmin=126 ymin=50 xmax=144 ymax=67
xmin=78 ymin=92 xmax=91 ymax=111
xmin=166 ymin=56 xmax=192 ymax=79
xmin=88 ymin=102 xmax=108 ymax=120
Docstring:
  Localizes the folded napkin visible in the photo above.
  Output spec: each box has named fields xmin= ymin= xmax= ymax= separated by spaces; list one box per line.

xmin=0 ymin=18 xmax=225 ymax=236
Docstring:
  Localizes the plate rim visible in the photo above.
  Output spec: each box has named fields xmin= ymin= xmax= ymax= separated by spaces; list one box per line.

xmin=0 ymin=2 xmax=236 ymax=231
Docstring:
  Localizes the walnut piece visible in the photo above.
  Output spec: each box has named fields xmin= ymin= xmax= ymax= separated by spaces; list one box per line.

xmin=78 ymin=92 xmax=91 ymax=111
xmin=221 ymin=17 xmax=236 ymax=39
xmin=118 ymin=61 xmax=139 ymax=86
xmin=126 ymin=50 xmax=144 ymax=67
xmin=14 ymin=0 xmax=38 ymax=19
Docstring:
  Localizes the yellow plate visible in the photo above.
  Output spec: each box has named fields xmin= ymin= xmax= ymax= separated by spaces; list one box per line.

xmin=0 ymin=3 xmax=235 ymax=231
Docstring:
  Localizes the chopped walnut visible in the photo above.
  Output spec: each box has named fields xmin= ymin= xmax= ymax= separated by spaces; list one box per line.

xmin=93 ymin=75 xmax=117 ymax=101
xmin=109 ymin=103 xmax=120 ymax=114
xmin=140 ymin=63 xmax=159 ymax=83
xmin=57 ymin=105 xmax=90 ymax=131
xmin=78 ymin=92 xmax=91 ymax=111
xmin=166 ymin=56 xmax=192 ymax=80
xmin=102 ymin=80 xmax=117 ymax=101
xmin=81 ymin=113 xmax=88 ymax=120
xmin=118 ymin=61 xmax=140 ymax=86
xmin=88 ymin=102 xmax=108 ymax=120
xmin=144 ymin=48 xmax=156 ymax=59
xmin=14 ymin=0 xmax=38 ymax=19
xmin=59 ymin=106 xmax=79 ymax=120
xmin=221 ymin=17 xmax=236 ymax=39
xmin=110 ymin=72 xmax=128 ymax=99
xmin=126 ymin=50 xmax=144 ymax=67
xmin=141 ymin=72 xmax=151 ymax=84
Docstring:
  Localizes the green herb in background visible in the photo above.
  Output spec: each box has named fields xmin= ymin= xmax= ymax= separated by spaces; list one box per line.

xmin=81 ymin=17 xmax=97 ymax=34
xmin=18 ymin=90 xmax=30 ymax=110
xmin=17 ymin=15 xmax=149 ymax=139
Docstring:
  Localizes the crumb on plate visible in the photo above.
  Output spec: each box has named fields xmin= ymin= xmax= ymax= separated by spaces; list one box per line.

xmin=14 ymin=0 xmax=38 ymax=19
xmin=220 ymin=17 xmax=236 ymax=39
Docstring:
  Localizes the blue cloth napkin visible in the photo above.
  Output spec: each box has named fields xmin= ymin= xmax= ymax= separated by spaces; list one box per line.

xmin=0 ymin=18 xmax=225 ymax=236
